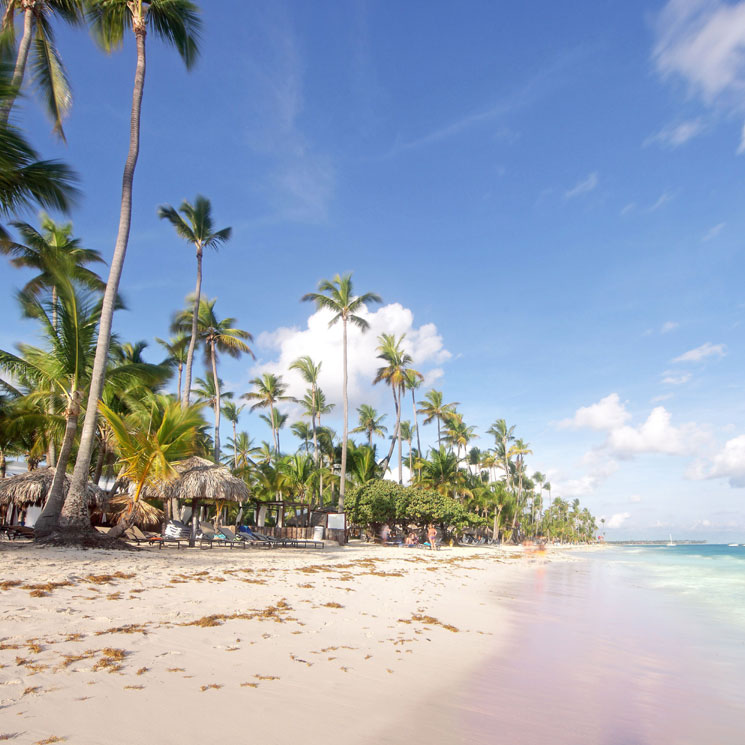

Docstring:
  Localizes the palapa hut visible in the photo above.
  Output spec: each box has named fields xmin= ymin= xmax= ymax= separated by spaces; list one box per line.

xmin=0 ymin=467 xmax=104 ymax=526
xmin=162 ymin=456 xmax=249 ymax=546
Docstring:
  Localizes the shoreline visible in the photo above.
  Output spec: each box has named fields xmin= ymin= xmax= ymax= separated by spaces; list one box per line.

xmin=0 ymin=542 xmax=588 ymax=744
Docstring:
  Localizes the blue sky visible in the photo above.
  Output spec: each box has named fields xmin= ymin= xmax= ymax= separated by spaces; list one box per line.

xmin=2 ymin=0 xmax=744 ymax=540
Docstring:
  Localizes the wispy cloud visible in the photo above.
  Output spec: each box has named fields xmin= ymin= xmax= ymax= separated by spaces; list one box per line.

xmin=673 ymin=342 xmax=727 ymax=363
xmin=661 ymin=321 xmax=679 ymax=334
xmin=647 ymin=190 xmax=674 ymax=212
xmin=644 ymin=118 xmax=705 ymax=148
xmin=243 ymin=10 xmax=335 ymax=223
xmin=702 ymin=222 xmax=725 ymax=241
xmin=565 ymin=172 xmax=598 ymax=199
xmin=661 ymin=370 xmax=692 ymax=385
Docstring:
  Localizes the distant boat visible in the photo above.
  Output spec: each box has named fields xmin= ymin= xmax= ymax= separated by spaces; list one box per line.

xmin=668 ymin=534 xmax=675 ymax=546
xmin=728 ymin=543 xmax=738 ymax=547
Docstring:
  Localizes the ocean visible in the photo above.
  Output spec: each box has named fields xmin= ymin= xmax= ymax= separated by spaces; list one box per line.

xmin=452 ymin=545 xmax=745 ymax=744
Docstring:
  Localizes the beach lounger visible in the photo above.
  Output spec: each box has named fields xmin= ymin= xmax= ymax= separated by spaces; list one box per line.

xmin=1 ymin=524 xmax=34 ymax=540
xmin=239 ymin=526 xmax=324 ymax=550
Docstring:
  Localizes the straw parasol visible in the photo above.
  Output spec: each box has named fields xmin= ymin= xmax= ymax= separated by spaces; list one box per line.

xmin=161 ymin=456 xmax=249 ymax=545
xmin=0 ymin=467 xmax=104 ymax=515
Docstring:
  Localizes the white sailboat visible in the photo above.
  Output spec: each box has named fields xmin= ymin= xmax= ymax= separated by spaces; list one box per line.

xmin=667 ymin=533 xmax=675 ymax=546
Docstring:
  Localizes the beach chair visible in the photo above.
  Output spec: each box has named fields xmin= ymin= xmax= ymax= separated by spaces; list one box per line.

xmin=1 ymin=524 xmax=34 ymax=540
xmin=218 ymin=526 xmax=261 ymax=549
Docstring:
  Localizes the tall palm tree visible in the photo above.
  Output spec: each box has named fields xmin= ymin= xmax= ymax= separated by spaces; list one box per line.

xmin=488 ymin=418 xmax=516 ymax=494
xmin=242 ymin=373 xmax=293 ymax=456
xmin=373 ymin=333 xmax=421 ymax=484
xmin=399 ymin=419 xmax=414 ymax=481
xmin=0 ymin=0 xmax=85 ymax=137
xmin=62 ymin=0 xmax=201 ymax=534
xmin=405 ymin=369 xmax=423 ymax=456
xmin=351 ymin=404 xmax=387 ymax=449
xmin=173 ymin=296 xmax=251 ymax=461
xmin=155 ymin=333 xmax=188 ymax=400
xmin=301 ymin=273 xmax=381 ymax=511
xmin=290 ymin=420 xmax=313 ymax=453
xmin=508 ymin=438 xmax=532 ymax=535
xmin=417 ymin=389 xmax=458 ymax=449
xmin=221 ymin=400 xmax=243 ymax=468
xmin=289 ymin=355 xmax=321 ymax=486
xmin=158 ymin=195 xmax=230 ymax=407
xmin=227 ymin=431 xmax=260 ymax=470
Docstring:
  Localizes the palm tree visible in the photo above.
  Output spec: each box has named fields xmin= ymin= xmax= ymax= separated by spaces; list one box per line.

xmin=173 ymin=297 xmax=251 ymax=462
xmin=351 ymin=404 xmax=387 ymax=448
xmin=242 ymin=373 xmax=293 ymax=456
xmin=100 ymin=393 xmax=205 ymax=538
xmin=417 ymin=389 xmax=458 ymax=449
xmin=289 ymin=355 xmax=321 ymax=490
xmin=399 ymin=419 xmax=414 ymax=481
xmin=508 ymin=438 xmax=532 ymax=536
xmin=301 ymin=273 xmax=381 ymax=511
xmin=405 ymin=369 xmax=423 ymax=456
xmin=259 ymin=409 xmax=288 ymax=454
xmin=61 ymin=0 xmax=201 ymax=534
xmin=290 ymin=420 xmax=313 ymax=453
xmin=417 ymin=447 xmax=472 ymax=499
xmin=221 ymin=401 xmax=243 ymax=468
xmin=0 ymin=0 xmax=85 ymax=137
xmin=442 ymin=410 xmax=477 ymax=462
xmin=155 ymin=333 xmax=188 ymax=400
xmin=158 ymin=195 xmax=230 ymax=407
xmin=374 ymin=333 xmax=421 ymax=484
xmin=226 ymin=431 xmax=260 ymax=470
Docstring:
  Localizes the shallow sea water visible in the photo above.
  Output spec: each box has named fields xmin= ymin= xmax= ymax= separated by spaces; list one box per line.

xmin=445 ymin=546 xmax=745 ymax=744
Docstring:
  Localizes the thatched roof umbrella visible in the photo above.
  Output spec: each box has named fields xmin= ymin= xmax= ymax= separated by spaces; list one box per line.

xmin=0 ymin=467 xmax=104 ymax=518
xmin=161 ymin=456 xmax=249 ymax=546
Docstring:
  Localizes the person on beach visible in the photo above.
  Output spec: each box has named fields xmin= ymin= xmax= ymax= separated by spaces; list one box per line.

xmin=427 ymin=524 xmax=437 ymax=550
xmin=380 ymin=524 xmax=391 ymax=545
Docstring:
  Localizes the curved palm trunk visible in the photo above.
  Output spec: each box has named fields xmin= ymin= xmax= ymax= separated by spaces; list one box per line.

xmin=35 ymin=390 xmax=81 ymax=533
xmin=210 ymin=341 xmax=220 ymax=462
xmin=232 ymin=419 xmax=238 ymax=469
xmin=339 ymin=317 xmax=348 ymax=511
xmin=378 ymin=387 xmax=398 ymax=473
xmin=55 ymin=23 xmax=147 ymax=535
xmin=0 ymin=6 xmax=34 ymax=125
xmin=182 ymin=247 xmax=202 ymax=407
xmin=311 ymin=385 xmax=319 ymax=503
xmin=397 ymin=388 xmax=403 ymax=485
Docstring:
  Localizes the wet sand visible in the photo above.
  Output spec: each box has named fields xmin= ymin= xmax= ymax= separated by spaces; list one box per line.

xmin=405 ymin=551 xmax=745 ymax=744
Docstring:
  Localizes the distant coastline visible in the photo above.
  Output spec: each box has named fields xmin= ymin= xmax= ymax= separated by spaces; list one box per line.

xmin=606 ymin=540 xmax=707 ymax=545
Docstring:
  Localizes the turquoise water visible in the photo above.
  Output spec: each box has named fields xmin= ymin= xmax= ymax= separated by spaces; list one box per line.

xmin=609 ymin=543 xmax=745 ymax=633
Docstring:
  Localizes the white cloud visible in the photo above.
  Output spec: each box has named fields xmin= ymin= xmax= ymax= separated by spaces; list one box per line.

xmin=654 ymin=0 xmax=745 ymax=104
xmin=608 ymin=406 xmax=708 ymax=458
xmin=630 ymin=494 xmax=643 ymax=503
xmin=562 ymin=394 xmax=709 ymax=459
xmin=647 ymin=190 xmax=674 ymax=212
xmin=253 ymin=303 xmax=451 ymax=419
xmin=661 ymin=321 xmax=680 ymax=333
xmin=606 ymin=512 xmax=631 ymax=529
xmin=559 ymin=393 xmax=631 ymax=431
xmin=565 ymin=172 xmax=598 ymax=199
xmin=621 ymin=202 xmax=636 ymax=216
xmin=662 ymin=370 xmax=692 ymax=385
xmin=672 ymin=342 xmax=727 ymax=362
xmin=702 ymin=222 xmax=725 ymax=241
xmin=699 ymin=434 xmax=745 ymax=487
xmin=644 ymin=118 xmax=705 ymax=148
xmin=551 ymin=451 xmax=619 ymax=498
xmin=737 ymin=121 xmax=745 ymax=153
xmin=651 ymin=393 xmax=675 ymax=403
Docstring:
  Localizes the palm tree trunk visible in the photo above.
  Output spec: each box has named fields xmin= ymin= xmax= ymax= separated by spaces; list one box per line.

xmin=182 ymin=248 xmax=202 ymax=407
xmin=412 ymin=388 xmax=421 ymax=456
xmin=339 ymin=317 xmax=348 ymax=511
xmin=35 ymin=391 xmax=81 ymax=534
xmin=437 ymin=416 xmax=441 ymax=449
xmin=210 ymin=341 xmax=220 ymax=462
xmin=396 ymin=389 xmax=403 ymax=485
xmin=310 ymin=384 xmax=319 ymax=501
xmin=378 ymin=388 xmax=398 ymax=473
xmin=92 ymin=441 xmax=106 ymax=485
xmin=55 ymin=22 xmax=147 ymax=536
xmin=0 ymin=5 xmax=34 ymax=125
xmin=177 ymin=361 xmax=183 ymax=402
xmin=232 ymin=420 xmax=237 ymax=469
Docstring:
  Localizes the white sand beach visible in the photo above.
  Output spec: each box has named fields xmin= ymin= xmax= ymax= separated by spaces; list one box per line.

xmin=0 ymin=542 xmax=569 ymax=745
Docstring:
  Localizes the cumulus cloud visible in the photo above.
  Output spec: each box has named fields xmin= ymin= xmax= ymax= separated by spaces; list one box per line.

xmin=644 ymin=118 xmax=705 ymax=148
xmin=630 ymin=494 xmax=643 ymax=503
xmin=252 ymin=303 xmax=451 ymax=418
xmin=606 ymin=512 xmax=631 ymax=529
xmin=695 ymin=434 xmax=745 ymax=487
xmin=559 ymin=393 xmax=631 ymax=431
xmin=561 ymin=394 xmax=710 ymax=459
xmin=565 ymin=172 xmax=598 ymax=199
xmin=672 ymin=342 xmax=726 ymax=362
